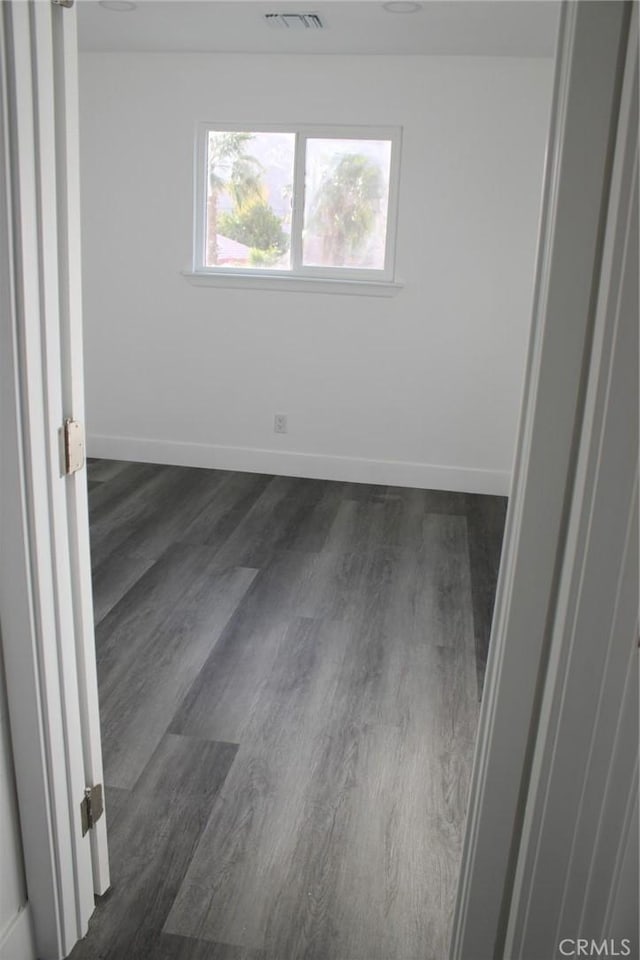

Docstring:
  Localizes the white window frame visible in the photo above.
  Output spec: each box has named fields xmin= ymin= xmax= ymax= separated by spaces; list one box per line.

xmin=189 ymin=122 xmax=402 ymax=292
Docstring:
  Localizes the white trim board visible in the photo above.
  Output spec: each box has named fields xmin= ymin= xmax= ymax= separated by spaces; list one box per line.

xmin=87 ymin=434 xmax=510 ymax=495
xmin=181 ymin=270 xmax=404 ymax=297
xmin=0 ymin=906 xmax=36 ymax=960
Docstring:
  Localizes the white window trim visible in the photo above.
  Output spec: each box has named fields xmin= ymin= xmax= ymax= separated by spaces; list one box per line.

xmin=181 ymin=270 xmax=404 ymax=297
xmin=188 ymin=122 xmax=403 ymax=291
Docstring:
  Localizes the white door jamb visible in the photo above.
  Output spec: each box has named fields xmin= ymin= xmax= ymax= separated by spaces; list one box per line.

xmin=0 ymin=2 xmax=105 ymax=957
xmin=450 ymin=3 xmax=632 ymax=957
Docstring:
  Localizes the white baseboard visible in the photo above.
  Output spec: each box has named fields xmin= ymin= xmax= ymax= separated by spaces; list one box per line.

xmin=87 ymin=434 xmax=511 ymax=496
xmin=0 ymin=906 xmax=36 ymax=960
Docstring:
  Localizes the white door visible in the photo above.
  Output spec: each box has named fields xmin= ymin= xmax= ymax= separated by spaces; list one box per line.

xmin=0 ymin=2 xmax=108 ymax=958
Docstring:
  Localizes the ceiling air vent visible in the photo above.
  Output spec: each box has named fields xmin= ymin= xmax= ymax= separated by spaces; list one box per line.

xmin=264 ymin=13 xmax=324 ymax=30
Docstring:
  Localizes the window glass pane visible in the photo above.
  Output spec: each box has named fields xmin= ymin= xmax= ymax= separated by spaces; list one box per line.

xmin=206 ymin=131 xmax=295 ymax=270
xmin=302 ymin=138 xmax=392 ymax=270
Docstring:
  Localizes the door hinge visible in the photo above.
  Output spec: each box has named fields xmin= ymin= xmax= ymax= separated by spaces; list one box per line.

xmin=63 ymin=418 xmax=85 ymax=475
xmin=81 ymin=783 xmax=104 ymax=836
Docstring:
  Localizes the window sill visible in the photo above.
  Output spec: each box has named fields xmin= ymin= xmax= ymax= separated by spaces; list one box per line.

xmin=181 ymin=270 xmax=404 ymax=298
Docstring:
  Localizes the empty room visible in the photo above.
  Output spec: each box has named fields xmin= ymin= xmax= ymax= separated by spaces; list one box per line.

xmin=3 ymin=2 xmax=639 ymax=959
xmin=71 ymin=2 xmax=555 ymax=958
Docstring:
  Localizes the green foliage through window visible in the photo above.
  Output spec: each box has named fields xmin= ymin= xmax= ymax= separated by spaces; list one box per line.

xmin=309 ymin=153 xmax=384 ymax=267
xmin=219 ymin=200 xmax=289 ymax=257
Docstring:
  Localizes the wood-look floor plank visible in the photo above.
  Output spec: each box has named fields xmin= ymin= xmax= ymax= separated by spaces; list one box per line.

xmin=328 ymin=514 xmax=472 ymax=654
xmin=210 ymin=475 xmax=343 ymax=568
xmin=87 ymin=458 xmax=132 ymax=484
xmin=316 ymin=531 xmax=477 ymax=956
xmin=95 ymin=544 xmax=243 ymax=662
xmin=170 ymin=617 xmax=290 ymax=744
xmin=88 ymin=460 xmax=166 ymax=515
xmin=321 ymin=486 xmax=445 ymax=554
xmin=178 ymin=470 xmax=273 ymax=547
xmin=383 ymin=484 xmax=469 ymax=517
xmin=90 ymin=464 xmax=226 ymax=567
xmin=69 ymin=735 xmax=238 ymax=960
xmin=262 ymin=720 xmax=436 ymax=960
xmin=261 ymin=636 xmax=477 ymax=960
xmin=91 ymin=549 xmax=159 ymax=626
xmin=97 ymin=546 xmax=256 ymax=788
xmin=168 ymin=547 xmax=393 ymax=744
xmin=322 ymin=496 xmax=401 ymax=553
xmin=167 ymin=546 xmax=355 ymax=744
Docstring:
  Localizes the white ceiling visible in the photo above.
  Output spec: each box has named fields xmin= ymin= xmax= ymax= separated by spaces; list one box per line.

xmin=77 ymin=1 xmax=560 ymax=57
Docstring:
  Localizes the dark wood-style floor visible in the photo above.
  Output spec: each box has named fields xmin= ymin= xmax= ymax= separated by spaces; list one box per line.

xmin=70 ymin=461 xmax=506 ymax=960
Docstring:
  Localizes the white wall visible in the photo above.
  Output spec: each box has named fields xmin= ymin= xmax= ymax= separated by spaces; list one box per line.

xmin=79 ymin=53 xmax=553 ymax=494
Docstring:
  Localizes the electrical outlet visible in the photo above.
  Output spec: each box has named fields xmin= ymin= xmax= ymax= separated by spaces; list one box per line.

xmin=274 ymin=414 xmax=288 ymax=434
